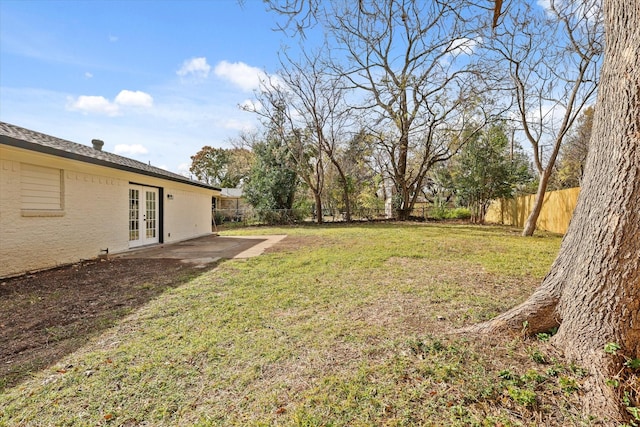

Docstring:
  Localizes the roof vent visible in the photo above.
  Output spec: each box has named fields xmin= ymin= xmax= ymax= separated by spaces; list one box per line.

xmin=91 ymin=139 xmax=104 ymax=151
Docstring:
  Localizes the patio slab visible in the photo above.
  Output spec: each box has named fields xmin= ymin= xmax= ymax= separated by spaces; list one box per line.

xmin=117 ymin=234 xmax=287 ymax=267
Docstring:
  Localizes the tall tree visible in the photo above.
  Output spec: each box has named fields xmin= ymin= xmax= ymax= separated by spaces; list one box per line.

xmin=327 ymin=0 xmax=489 ymax=220
xmin=322 ymin=129 xmax=380 ymax=220
xmin=465 ymin=0 xmax=640 ymax=421
xmin=338 ymin=129 xmax=379 ymax=218
xmin=243 ymin=126 xmax=299 ymax=224
xmin=190 ymin=146 xmax=254 ymax=188
xmin=488 ymin=0 xmax=603 ymax=235
xmin=189 ymin=146 xmax=229 ymax=187
xmin=248 ymin=48 xmax=353 ymax=223
xmin=265 ymin=0 xmax=640 ymax=420
xmin=251 ymin=84 xmax=326 ymax=222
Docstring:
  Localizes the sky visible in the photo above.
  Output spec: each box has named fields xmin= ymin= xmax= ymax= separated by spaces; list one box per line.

xmin=0 ymin=0 xmax=594 ymax=177
xmin=0 ymin=0 xmax=304 ymax=176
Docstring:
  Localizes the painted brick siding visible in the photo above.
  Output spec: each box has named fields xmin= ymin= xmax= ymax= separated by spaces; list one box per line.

xmin=164 ymin=188 xmax=212 ymax=243
xmin=0 ymin=145 xmax=217 ymax=278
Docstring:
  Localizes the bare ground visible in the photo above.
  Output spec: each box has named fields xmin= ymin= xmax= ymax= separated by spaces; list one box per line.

xmin=0 ymin=235 xmax=302 ymax=393
xmin=0 ymin=257 xmax=207 ymax=392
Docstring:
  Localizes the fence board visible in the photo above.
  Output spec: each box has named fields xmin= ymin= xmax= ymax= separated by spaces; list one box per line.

xmin=485 ymin=187 xmax=580 ymax=234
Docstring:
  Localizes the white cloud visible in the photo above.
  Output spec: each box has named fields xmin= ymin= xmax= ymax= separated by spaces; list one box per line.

xmin=84 ymin=72 xmax=93 ymax=79
xmin=219 ymin=117 xmax=255 ymax=131
xmin=537 ymin=0 xmax=551 ymax=10
xmin=177 ymin=162 xmax=192 ymax=177
xmin=114 ymin=144 xmax=149 ymax=156
xmin=115 ymin=90 xmax=154 ymax=108
xmin=445 ymin=37 xmax=482 ymax=56
xmin=67 ymin=95 xmax=120 ymax=116
xmin=239 ymin=98 xmax=262 ymax=112
xmin=67 ymin=90 xmax=153 ymax=116
xmin=177 ymin=57 xmax=211 ymax=79
xmin=214 ymin=60 xmax=266 ymax=92
xmin=537 ymin=0 xmax=602 ymax=24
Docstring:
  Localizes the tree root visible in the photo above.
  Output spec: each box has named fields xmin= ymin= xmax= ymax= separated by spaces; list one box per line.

xmin=457 ymin=287 xmax=561 ymax=336
xmin=454 ymin=287 xmax=632 ymax=424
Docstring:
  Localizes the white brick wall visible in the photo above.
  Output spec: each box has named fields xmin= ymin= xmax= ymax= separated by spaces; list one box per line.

xmin=0 ymin=145 xmax=218 ymax=278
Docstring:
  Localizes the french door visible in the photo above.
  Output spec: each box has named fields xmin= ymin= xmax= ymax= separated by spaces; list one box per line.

xmin=129 ymin=185 xmax=159 ymax=248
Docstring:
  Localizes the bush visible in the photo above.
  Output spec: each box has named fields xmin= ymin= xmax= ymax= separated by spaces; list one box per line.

xmin=213 ymin=211 xmax=226 ymax=226
xmin=447 ymin=208 xmax=471 ymax=220
xmin=427 ymin=206 xmax=471 ymax=221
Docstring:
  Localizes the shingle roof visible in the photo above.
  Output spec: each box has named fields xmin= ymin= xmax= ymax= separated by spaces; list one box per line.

xmin=0 ymin=121 xmax=219 ymax=191
xmin=221 ymin=188 xmax=244 ymax=198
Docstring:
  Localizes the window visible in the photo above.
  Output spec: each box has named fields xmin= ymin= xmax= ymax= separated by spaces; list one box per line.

xmin=21 ymin=163 xmax=64 ymax=216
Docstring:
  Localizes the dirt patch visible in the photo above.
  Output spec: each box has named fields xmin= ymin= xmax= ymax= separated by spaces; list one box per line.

xmin=0 ymin=257 xmax=207 ymax=392
xmin=262 ymin=235 xmax=316 ymax=254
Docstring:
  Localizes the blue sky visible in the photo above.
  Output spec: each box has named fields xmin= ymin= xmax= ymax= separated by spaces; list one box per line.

xmin=0 ymin=0 xmax=300 ymax=175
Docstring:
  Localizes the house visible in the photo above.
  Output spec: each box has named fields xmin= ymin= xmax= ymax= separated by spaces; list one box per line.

xmin=0 ymin=121 xmax=220 ymax=278
xmin=215 ymin=188 xmax=249 ymax=221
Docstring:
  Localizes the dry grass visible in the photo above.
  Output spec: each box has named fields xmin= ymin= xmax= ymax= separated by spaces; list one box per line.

xmin=0 ymin=223 xmax=607 ymax=426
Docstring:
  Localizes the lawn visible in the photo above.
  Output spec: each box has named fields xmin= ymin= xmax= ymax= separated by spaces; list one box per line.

xmin=0 ymin=223 xmax=598 ymax=426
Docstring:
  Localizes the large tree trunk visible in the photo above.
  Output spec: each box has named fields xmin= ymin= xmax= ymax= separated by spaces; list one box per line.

xmin=396 ymin=130 xmax=411 ymax=221
xmin=465 ymin=1 xmax=640 ymax=421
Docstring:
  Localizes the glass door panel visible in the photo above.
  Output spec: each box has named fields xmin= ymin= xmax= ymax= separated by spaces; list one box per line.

xmin=129 ymin=185 xmax=159 ymax=247
xmin=145 ymin=190 xmax=157 ymax=239
xmin=129 ymin=188 xmax=140 ymax=241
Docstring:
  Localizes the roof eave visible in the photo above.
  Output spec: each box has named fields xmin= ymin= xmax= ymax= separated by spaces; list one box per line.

xmin=0 ymin=135 xmax=221 ymax=192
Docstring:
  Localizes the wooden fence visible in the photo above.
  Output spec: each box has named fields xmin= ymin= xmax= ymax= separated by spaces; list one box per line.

xmin=484 ymin=187 xmax=580 ymax=234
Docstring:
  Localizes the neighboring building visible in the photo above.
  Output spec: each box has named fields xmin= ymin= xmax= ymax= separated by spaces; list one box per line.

xmin=215 ymin=188 xmax=248 ymax=221
xmin=218 ymin=188 xmax=245 ymax=210
xmin=0 ymin=121 xmax=220 ymax=278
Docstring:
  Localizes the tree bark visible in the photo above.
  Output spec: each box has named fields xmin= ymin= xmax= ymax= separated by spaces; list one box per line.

xmin=314 ymin=192 xmax=323 ymax=224
xmin=521 ymin=165 xmax=554 ymax=236
xmin=465 ymin=0 xmax=640 ymax=421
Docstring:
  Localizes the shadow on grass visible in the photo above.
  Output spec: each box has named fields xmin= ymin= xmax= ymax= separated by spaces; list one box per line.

xmin=0 ymin=252 xmax=238 ymax=392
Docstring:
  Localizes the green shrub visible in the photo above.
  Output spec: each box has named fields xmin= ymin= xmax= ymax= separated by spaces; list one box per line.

xmin=446 ymin=207 xmax=471 ymax=220
xmin=428 ymin=206 xmax=471 ymax=220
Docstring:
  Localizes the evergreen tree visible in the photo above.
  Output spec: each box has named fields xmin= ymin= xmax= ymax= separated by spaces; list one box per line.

xmin=243 ymin=131 xmax=299 ymax=224
xmin=451 ymin=124 xmax=532 ymax=223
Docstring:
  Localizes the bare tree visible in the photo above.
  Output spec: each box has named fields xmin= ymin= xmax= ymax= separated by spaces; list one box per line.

xmin=245 ymin=75 xmax=325 ymax=223
xmin=328 ymin=0 xmax=490 ymax=220
xmin=245 ymin=47 xmax=355 ymax=223
xmin=488 ymin=0 xmax=603 ymax=235
xmin=280 ymin=49 xmax=356 ymax=221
